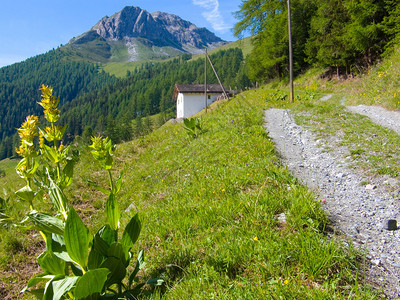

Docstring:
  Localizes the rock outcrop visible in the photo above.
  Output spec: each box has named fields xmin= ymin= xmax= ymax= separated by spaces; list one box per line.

xmin=69 ymin=6 xmax=226 ymax=61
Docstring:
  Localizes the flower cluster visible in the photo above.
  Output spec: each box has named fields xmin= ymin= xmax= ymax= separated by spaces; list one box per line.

xmin=89 ymin=135 xmax=115 ymax=169
xmin=15 ymin=85 xmax=66 ymax=184
xmin=36 ymin=85 xmax=66 ymax=144
xmin=38 ymin=84 xmax=60 ymax=123
xmin=41 ymin=124 xmax=66 ymax=142
xmin=15 ymin=115 xmax=40 ymax=158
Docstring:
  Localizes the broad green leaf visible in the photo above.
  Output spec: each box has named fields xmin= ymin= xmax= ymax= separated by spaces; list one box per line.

xmin=88 ymin=246 xmax=104 ymax=270
xmin=108 ymin=242 xmax=126 ymax=266
xmin=86 ymin=180 xmax=111 ymax=195
xmin=106 ymin=193 xmax=120 ymax=231
xmin=16 ymin=158 xmax=38 ymax=179
xmin=26 ymin=158 xmax=40 ymax=178
xmin=183 ymin=118 xmax=192 ymax=128
xmin=98 ymin=224 xmax=116 ymax=246
xmin=48 ymin=177 xmax=68 ymax=217
xmin=128 ymin=249 xmax=145 ymax=288
xmin=60 ymin=144 xmax=75 ymax=163
xmin=28 ymin=211 xmax=64 ymax=235
xmin=100 ymin=257 xmax=126 ymax=286
xmin=59 ymin=124 xmax=68 ymax=137
xmin=26 ymin=288 xmax=45 ymax=298
xmin=43 ymin=275 xmax=78 ymax=300
xmin=88 ymin=233 xmax=109 ymax=269
xmin=65 ymin=208 xmax=91 ymax=269
xmin=74 ymin=268 xmax=109 ymax=299
xmin=121 ymin=214 xmax=141 ymax=253
xmin=136 ymin=249 xmax=146 ymax=270
xmin=104 ymin=156 xmax=113 ymax=170
xmin=60 ymin=159 xmax=75 ymax=188
xmin=42 ymin=144 xmax=60 ymax=164
xmin=38 ymin=251 xmax=66 ymax=275
xmin=22 ymin=273 xmax=54 ymax=292
xmin=93 ymin=233 xmax=110 ymax=257
xmin=194 ymin=118 xmax=201 ymax=130
xmin=15 ymin=186 xmax=35 ymax=202
xmin=51 ymin=234 xmax=74 ymax=263
xmin=43 ymin=275 xmax=62 ymax=300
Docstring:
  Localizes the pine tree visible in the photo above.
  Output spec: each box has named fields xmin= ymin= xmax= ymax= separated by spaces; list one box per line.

xmin=234 ymin=0 xmax=315 ymax=81
xmin=383 ymin=0 xmax=400 ymax=53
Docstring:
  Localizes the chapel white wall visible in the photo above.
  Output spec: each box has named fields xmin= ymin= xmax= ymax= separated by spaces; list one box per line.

xmin=177 ymin=93 xmax=219 ymax=118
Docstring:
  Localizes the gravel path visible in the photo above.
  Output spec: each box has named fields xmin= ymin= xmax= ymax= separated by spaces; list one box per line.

xmin=347 ymin=105 xmax=400 ymax=135
xmin=264 ymin=105 xmax=400 ymax=298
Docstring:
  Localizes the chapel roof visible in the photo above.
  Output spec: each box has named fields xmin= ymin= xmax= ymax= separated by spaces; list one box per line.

xmin=173 ymin=84 xmax=227 ymax=100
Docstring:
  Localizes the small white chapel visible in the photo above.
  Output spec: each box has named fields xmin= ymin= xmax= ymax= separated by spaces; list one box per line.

xmin=173 ymin=84 xmax=229 ymax=119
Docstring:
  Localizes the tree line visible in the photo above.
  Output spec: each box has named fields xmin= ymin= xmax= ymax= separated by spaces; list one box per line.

xmin=234 ymin=0 xmax=400 ymax=81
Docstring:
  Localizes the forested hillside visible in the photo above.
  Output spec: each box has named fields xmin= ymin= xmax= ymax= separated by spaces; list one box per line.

xmin=0 ymin=48 xmax=117 ymax=158
xmin=235 ymin=0 xmax=400 ymax=81
xmin=0 ymin=47 xmax=250 ymax=159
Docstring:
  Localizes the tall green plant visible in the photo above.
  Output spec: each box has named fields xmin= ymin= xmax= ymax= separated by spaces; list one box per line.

xmin=183 ymin=117 xmax=203 ymax=138
xmin=12 ymin=85 xmax=162 ymax=299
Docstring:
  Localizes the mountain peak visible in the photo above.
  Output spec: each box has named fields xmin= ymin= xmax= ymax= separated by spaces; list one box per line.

xmin=68 ymin=6 xmax=226 ymax=62
xmin=91 ymin=6 xmax=173 ymax=45
xmin=151 ymin=11 xmax=225 ymax=50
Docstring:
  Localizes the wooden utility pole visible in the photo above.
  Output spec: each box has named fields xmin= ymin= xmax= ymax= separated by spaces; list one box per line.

xmin=205 ymin=48 xmax=208 ymax=113
xmin=288 ymin=0 xmax=294 ymax=103
xmin=206 ymin=53 xmax=229 ymax=100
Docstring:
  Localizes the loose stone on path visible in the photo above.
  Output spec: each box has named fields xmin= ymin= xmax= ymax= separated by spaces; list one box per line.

xmin=264 ymin=108 xmax=400 ymax=299
xmin=347 ymin=104 xmax=400 ymax=135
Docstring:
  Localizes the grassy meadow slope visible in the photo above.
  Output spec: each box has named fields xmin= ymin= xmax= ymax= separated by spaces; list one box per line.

xmin=102 ymin=37 xmax=253 ymax=78
xmin=292 ymin=46 xmax=400 ymax=111
xmin=5 ymin=40 xmax=400 ymax=300
xmin=0 ymin=86 xmax=377 ymax=297
xmin=190 ymin=37 xmax=253 ymax=60
xmin=343 ymin=47 xmax=400 ymax=110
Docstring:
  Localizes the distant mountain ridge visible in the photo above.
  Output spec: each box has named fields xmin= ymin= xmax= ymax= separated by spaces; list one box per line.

xmin=68 ymin=6 xmax=227 ymax=62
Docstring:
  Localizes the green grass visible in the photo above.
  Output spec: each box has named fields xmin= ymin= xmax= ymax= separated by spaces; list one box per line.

xmin=342 ymin=47 xmax=400 ymax=110
xmin=102 ymin=60 xmax=145 ymax=78
xmin=0 ymin=158 xmax=18 ymax=180
xmin=4 ymin=32 xmax=400 ymax=298
xmin=191 ymin=36 xmax=254 ymax=61
xmin=109 ymin=91 xmax=375 ymax=298
xmin=62 ymin=39 xmax=111 ymax=63
xmin=0 ymin=89 xmax=379 ymax=298
xmin=0 ymin=158 xmax=26 ymax=218
xmin=291 ymin=45 xmax=400 ymax=111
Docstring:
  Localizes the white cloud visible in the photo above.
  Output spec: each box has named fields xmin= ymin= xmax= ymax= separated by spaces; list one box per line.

xmin=192 ymin=0 xmax=230 ymax=32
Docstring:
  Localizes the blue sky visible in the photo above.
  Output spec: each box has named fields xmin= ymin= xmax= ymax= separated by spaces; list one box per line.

xmin=0 ymin=0 xmax=243 ymax=68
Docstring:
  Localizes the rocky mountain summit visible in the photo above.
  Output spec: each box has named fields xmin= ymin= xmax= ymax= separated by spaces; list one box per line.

xmin=69 ymin=6 xmax=226 ymax=62
xmin=151 ymin=11 xmax=225 ymax=51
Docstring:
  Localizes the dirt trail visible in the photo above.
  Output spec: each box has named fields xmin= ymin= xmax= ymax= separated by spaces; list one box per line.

xmin=264 ymin=103 xmax=400 ymax=299
xmin=347 ymin=104 xmax=400 ymax=135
